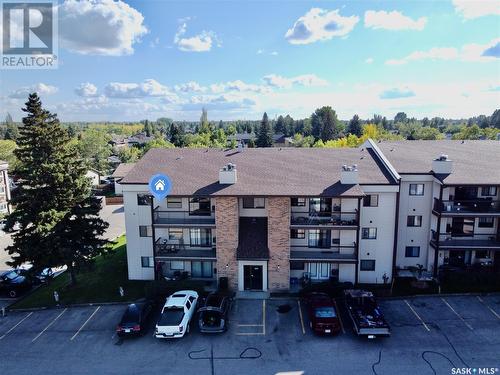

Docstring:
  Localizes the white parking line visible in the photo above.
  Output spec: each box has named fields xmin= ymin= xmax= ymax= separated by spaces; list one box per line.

xmin=235 ymin=299 xmax=266 ymax=336
xmin=333 ymin=300 xmax=346 ymax=335
xmin=32 ymin=308 xmax=67 ymax=342
xmin=262 ymin=299 xmax=266 ymax=335
xmin=404 ymin=300 xmax=430 ymax=332
xmin=441 ymin=298 xmax=473 ymax=331
xmin=477 ymin=296 xmax=500 ymax=320
xmin=297 ymin=300 xmax=306 ymax=335
xmin=0 ymin=312 xmax=33 ymax=340
xmin=70 ymin=306 xmax=101 ymax=341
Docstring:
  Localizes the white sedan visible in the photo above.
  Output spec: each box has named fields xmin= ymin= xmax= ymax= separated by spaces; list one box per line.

xmin=155 ymin=290 xmax=198 ymax=339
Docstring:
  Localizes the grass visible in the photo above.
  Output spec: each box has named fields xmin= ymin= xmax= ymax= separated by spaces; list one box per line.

xmin=11 ymin=236 xmax=150 ymax=309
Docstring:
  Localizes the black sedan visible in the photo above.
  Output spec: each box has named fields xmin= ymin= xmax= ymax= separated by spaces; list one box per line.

xmin=0 ymin=270 xmax=32 ymax=298
xmin=116 ymin=301 xmax=155 ymax=337
xmin=198 ymin=293 xmax=230 ymax=333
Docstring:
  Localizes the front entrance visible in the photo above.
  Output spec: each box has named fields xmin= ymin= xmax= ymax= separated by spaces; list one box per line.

xmin=243 ymin=265 xmax=263 ymax=290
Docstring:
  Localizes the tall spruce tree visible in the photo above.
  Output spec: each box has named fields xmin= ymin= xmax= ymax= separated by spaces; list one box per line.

xmin=348 ymin=114 xmax=362 ymax=136
xmin=5 ymin=93 xmax=110 ymax=284
xmin=256 ymin=112 xmax=273 ymax=147
xmin=311 ymin=106 xmax=341 ymax=141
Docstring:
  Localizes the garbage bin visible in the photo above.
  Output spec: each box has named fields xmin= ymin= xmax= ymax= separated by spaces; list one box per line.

xmin=219 ymin=277 xmax=228 ymax=291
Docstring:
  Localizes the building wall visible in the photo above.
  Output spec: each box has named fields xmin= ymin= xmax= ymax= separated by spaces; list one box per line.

xmin=122 ymin=184 xmax=154 ymax=280
xmin=267 ymin=197 xmax=290 ymax=291
xmin=0 ymin=165 xmax=11 ymax=214
xmin=214 ymin=196 xmax=239 ymax=290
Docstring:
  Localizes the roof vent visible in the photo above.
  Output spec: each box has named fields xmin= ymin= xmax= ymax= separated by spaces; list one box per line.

xmin=237 ymin=142 xmax=244 ymax=152
xmin=219 ymin=163 xmax=237 ymax=184
xmin=432 ymin=154 xmax=453 ymax=174
xmin=341 ymin=164 xmax=358 ymax=185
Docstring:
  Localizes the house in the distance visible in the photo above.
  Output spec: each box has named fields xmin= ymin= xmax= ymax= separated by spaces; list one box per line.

xmin=112 ymin=163 xmax=136 ymax=195
xmin=0 ymin=161 xmax=11 ymax=214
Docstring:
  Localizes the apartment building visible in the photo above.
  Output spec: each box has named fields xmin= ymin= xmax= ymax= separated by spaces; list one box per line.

xmin=0 ymin=160 xmax=11 ymax=215
xmin=120 ymin=140 xmax=500 ymax=292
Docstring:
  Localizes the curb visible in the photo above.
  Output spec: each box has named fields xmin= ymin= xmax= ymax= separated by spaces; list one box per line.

xmin=8 ymin=300 xmax=137 ymax=312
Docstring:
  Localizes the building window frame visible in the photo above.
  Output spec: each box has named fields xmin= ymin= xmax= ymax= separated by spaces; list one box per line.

xmin=168 ymin=228 xmax=183 ymax=240
xmin=361 ymin=227 xmax=377 ymax=239
xmin=363 ymin=194 xmax=379 ymax=207
xmin=141 ymin=256 xmax=153 ymax=268
xmin=291 ymin=197 xmax=306 ymax=207
xmin=170 ymin=261 xmax=184 ymax=270
xmin=407 ymin=215 xmax=423 ymax=227
xmin=405 ymin=246 xmax=420 ymax=258
xmin=478 ymin=217 xmax=494 ymax=228
xmin=481 ymin=186 xmax=497 ymax=197
xmin=409 ymin=184 xmax=425 ymax=196
xmin=137 ymin=194 xmax=151 ymax=206
xmin=242 ymin=197 xmax=265 ymax=209
xmin=360 ymin=260 xmax=376 ymax=271
xmin=166 ymin=197 xmax=182 ymax=209
xmin=291 ymin=229 xmax=305 ymax=239
xmin=139 ymin=225 xmax=152 ymax=237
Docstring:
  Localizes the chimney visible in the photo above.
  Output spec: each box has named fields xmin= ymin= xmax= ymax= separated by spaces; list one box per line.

xmin=341 ymin=164 xmax=358 ymax=184
xmin=432 ymin=154 xmax=453 ymax=174
xmin=219 ymin=163 xmax=237 ymax=184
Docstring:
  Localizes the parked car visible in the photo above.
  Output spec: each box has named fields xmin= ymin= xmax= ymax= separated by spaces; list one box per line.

xmin=116 ymin=301 xmax=155 ymax=337
xmin=0 ymin=270 xmax=32 ymax=298
xmin=305 ymin=292 xmax=341 ymax=335
xmin=0 ymin=219 xmax=20 ymax=233
xmin=155 ymin=290 xmax=198 ymax=339
xmin=198 ymin=292 xmax=230 ymax=333
xmin=344 ymin=289 xmax=390 ymax=338
xmin=16 ymin=267 xmax=54 ymax=285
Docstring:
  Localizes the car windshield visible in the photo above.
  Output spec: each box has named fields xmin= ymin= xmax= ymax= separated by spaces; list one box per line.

xmin=3 ymin=271 xmax=18 ymax=280
xmin=121 ymin=304 xmax=141 ymax=324
xmin=315 ymin=307 xmax=337 ymax=318
xmin=158 ymin=307 xmax=184 ymax=326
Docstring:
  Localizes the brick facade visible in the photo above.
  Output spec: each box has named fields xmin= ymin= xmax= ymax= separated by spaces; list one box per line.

xmin=215 ymin=196 xmax=239 ymax=290
xmin=267 ymin=197 xmax=290 ymax=292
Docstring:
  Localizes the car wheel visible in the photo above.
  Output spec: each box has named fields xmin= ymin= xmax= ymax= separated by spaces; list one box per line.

xmin=8 ymin=290 xmax=17 ymax=298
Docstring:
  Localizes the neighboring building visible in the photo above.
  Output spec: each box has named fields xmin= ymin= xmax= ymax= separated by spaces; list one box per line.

xmin=120 ymin=140 xmax=500 ymax=292
xmin=85 ymin=169 xmax=101 ymax=187
xmin=0 ymin=161 xmax=11 ymax=214
xmin=111 ymin=163 xmax=136 ymax=195
xmin=227 ymin=133 xmax=291 ymax=147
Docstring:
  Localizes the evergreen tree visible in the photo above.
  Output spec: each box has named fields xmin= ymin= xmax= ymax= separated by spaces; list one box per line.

xmin=169 ymin=123 xmax=185 ymax=147
xmin=311 ymin=106 xmax=341 ymax=141
xmin=256 ymin=112 xmax=273 ymax=147
xmin=394 ymin=112 xmax=408 ymax=124
xmin=490 ymin=109 xmax=500 ymax=129
xmin=348 ymin=114 xmax=362 ymax=136
xmin=5 ymin=93 xmax=110 ymax=284
xmin=275 ymin=115 xmax=285 ymax=135
xmin=4 ymin=122 xmax=20 ymax=141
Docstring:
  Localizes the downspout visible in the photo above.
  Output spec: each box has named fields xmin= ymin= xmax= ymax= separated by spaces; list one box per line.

xmin=433 ymin=185 xmax=443 ymax=278
xmin=150 ymin=196 xmax=158 ymax=281
xmin=355 ymin=197 xmax=361 ymax=285
xmin=391 ymin=186 xmax=400 ymax=282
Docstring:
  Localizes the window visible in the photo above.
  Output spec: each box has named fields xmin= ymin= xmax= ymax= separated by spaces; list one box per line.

xmin=290 ymin=261 xmax=305 ymax=270
xmin=308 ymin=263 xmax=330 ymax=279
xmin=482 ymin=186 xmax=497 ymax=196
xmin=189 ymin=228 xmax=212 ymax=247
xmin=361 ymin=228 xmax=377 ymax=239
xmin=309 ymin=198 xmax=331 ymax=215
xmin=167 ymin=197 xmax=182 ymax=209
xmin=170 ymin=261 xmax=184 ymax=270
xmin=475 ymin=250 xmax=489 ymax=259
xmin=291 ymin=229 xmax=305 ymax=239
xmin=409 ymin=184 xmax=424 ymax=196
xmin=141 ymin=256 xmax=153 ymax=268
xmin=308 ymin=229 xmax=331 ymax=248
xmin=191 ymin=261 xmax=213 ymax=278
xmin=363 ymin=195 xmax=378 ymax=207
xmin=168 ymin=228 xmax=183 ymax=240
xmin=139 ymin=225 xmax=152 ymax=237
xmin=478 ymin=217 xmax=494 ymax=228
xmin=291 ymin=197 xmax=306 ymax=207
xmin=242 ymin=197 xmax=265 ymax=209
xmin=137 ymin=194 xmax=151 ymax=206
xmin=405 ymin=246 xmax=420 ymax=257
xmin=360 ymin=260 xmax=376 ymax=271
xmin=189 ymin=197 xmax=211 ymax=215
xmin=407 ymin=215 xmax=422 ymax=227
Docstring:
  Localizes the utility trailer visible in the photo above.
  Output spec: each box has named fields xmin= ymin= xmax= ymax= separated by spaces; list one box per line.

xmin=344 ymin=289 xmax=390 ymax=338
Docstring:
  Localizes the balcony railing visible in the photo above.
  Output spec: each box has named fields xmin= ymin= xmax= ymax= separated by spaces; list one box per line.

xmin=290 ymin=212 xmax=358 ymax=227
xmin=433 ymin=198 xmax=500 ymax=215
xmin=431 ymin=230 xmax=500 ymax=249
xmin=155 ymin=237 xmax=216 ymax=258
xmin=290 ymin=245 xmax=357 ymax=262
xmin=153 ymin=209 xmax=215 ymax=226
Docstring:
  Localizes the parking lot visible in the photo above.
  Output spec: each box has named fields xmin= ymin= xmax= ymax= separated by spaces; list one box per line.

xmin=0 ymin=294 xmax=498 ymax=375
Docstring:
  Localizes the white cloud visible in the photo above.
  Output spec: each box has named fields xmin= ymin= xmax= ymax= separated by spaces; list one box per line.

xmin=149 ymin=37 xmax=160 ymax=48
xmin=210 ymin=80 xmax=271 ymax=94
xmin=182 ymin=94 xmax=255 ymax=111
xmin=75 ymin=82 xmax=98 ymax=97
xmin=9 ymin=83 xmax=58 ymax=98
xmin=256 ymin=49 xmax=264 ymax=54
xmin=365 ymin=57 xmax=374 ymax=64
xmin=104 ymin=79 xmax=175 ymax=98
xmin=262 ymin=74 xmax=329 ymax=89
xmin=379 ymin=87 xmax=416 ymax=99
xmin=174 ymin=81 xmax=207 ymax=93
xmin=364 ymin=10 xmax=427 ymax=31
xmin=270 ymin=51 xmax=279 ymax=56
xmin=58 ymin=0 xmax=148 ymax=56
xmin=285 ymin=8 xmax=359 ymax=45
xmin=452 ymin=0 xmax=500 ymax=19
xmin=386 ymin=38 xmax=500 ymax=65
xmin=174 ymin=21 xmax=218 ymax=52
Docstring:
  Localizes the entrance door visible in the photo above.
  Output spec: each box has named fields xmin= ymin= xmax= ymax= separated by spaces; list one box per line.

xmin=243 ymin=265 xmax=263 ymax=290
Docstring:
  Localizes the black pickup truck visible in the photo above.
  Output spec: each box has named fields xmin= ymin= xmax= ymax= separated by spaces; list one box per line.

xmin=344 ymin=289 xmax=390 ymax=338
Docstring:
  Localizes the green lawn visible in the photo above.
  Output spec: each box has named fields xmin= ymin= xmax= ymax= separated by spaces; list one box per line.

xmin=11 ymin=236 xmax=151 ymax=309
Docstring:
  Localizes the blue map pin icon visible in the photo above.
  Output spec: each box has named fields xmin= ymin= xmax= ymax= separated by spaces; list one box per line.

xmin=149 ymin=174 xmax=172 ymax=201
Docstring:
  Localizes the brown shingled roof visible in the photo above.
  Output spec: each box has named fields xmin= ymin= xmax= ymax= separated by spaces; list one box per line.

xmin=120 ymin=147 xmax=396 ymax=197
xmin=377 ymin=140 xmax=500 ymax=184
xmin=112 ymin=163 xmax=136 ymax=178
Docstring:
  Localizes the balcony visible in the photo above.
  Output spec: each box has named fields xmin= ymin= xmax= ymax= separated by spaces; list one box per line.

xmin=430 ymin=230 xmax=500 ymax=250
xmin=153 ymin=209 xmax=216 ymax=227
xmin=290 ymin=212 xmax=358 ymax=228
xmin=433 ymin=198 xmax=500 ymax=216
xmin=155 ymin=237 xmax=216 ymax=259
xmin=290 ymin=245 xmax=357 ymax=263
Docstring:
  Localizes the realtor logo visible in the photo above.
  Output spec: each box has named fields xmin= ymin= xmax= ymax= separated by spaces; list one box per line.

xmin=149 ymin=174 xmax=172 ymax=201
xmin=1 ymin=1 xmax=58 ymax=69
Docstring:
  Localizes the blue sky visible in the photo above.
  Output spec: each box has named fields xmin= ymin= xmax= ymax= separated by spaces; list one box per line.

xmin=1 ymin=0 xmax=499 ymax=122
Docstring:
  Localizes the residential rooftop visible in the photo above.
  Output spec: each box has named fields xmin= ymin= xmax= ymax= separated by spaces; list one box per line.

xmin=112 ymin=163 xmax=136 ymax=179
xmin=120 ymin=147 xmax=396 ymax=197
xmin=377 ymin=140 xmax=500 ymax=185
